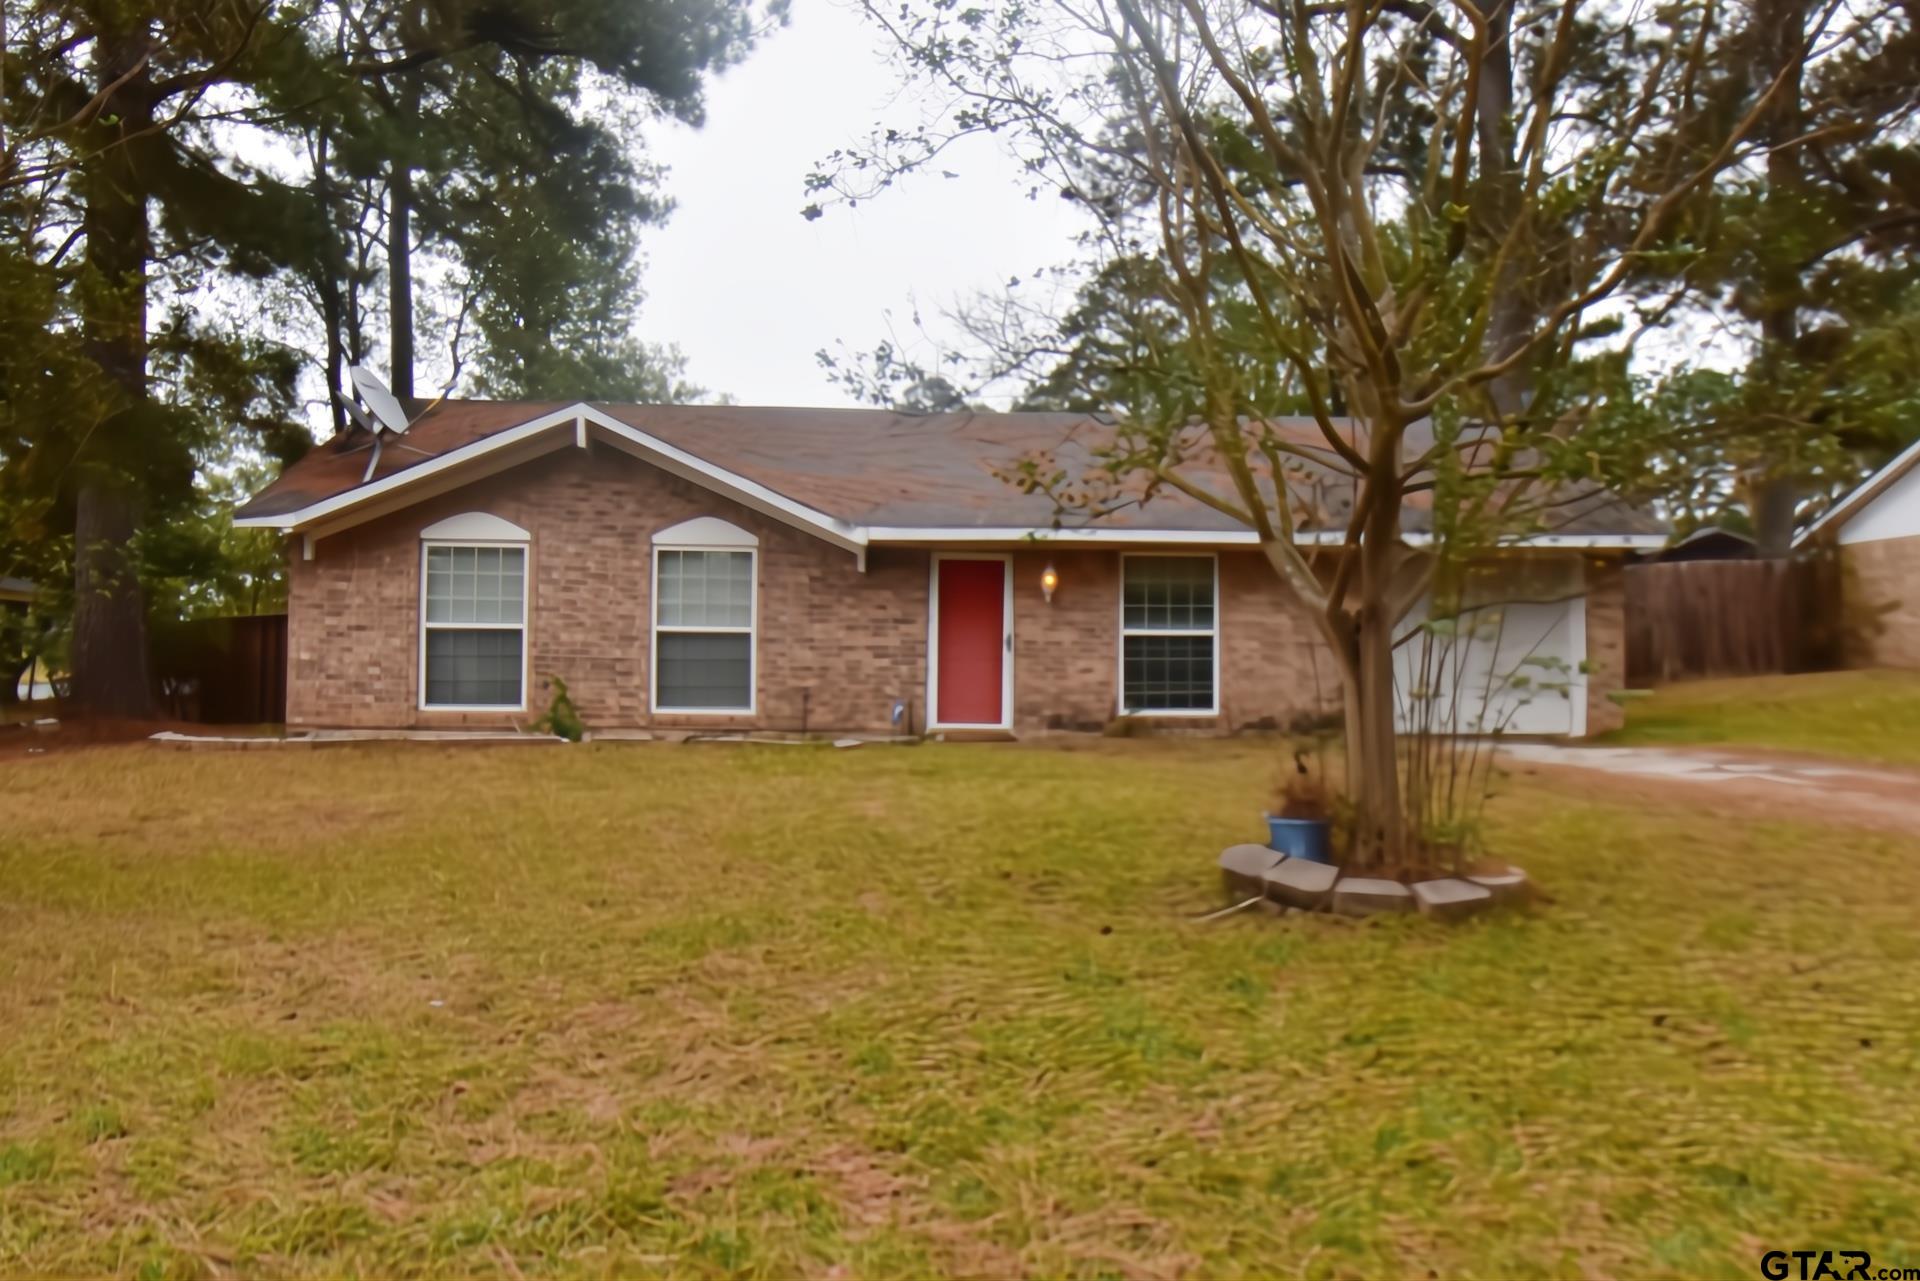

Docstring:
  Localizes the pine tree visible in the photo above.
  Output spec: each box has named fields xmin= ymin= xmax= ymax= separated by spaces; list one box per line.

xmin=1 ymin=0 xmax=757 ymax=716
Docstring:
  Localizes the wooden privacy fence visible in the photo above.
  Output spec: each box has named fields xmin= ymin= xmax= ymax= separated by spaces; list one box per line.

xmin=152 ymin=613 xmax=288 ymax=723
xmin=1624 ymin=558 xmax=1839 ymax=684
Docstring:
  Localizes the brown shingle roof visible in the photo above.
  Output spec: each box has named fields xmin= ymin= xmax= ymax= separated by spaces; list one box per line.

xmin=235 ymin=399 xmax=1664 ymax=539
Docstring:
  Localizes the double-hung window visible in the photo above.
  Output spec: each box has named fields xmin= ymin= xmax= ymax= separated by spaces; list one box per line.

xmin=1120 ymin=554 xmax=1218 ymax=713
xmin=652 ymin=518 xmax=757 ymax=713
xmin=420 ymin=516 xmax=529 ymax=709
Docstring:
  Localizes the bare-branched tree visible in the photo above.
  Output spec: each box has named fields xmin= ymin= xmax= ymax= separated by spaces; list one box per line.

xmin=815 ymin=0 xmax=1858 ymax=868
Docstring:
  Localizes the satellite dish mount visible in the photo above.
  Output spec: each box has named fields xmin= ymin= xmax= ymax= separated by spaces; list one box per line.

xmin=343 ymin=366 xmax=418 ymax=481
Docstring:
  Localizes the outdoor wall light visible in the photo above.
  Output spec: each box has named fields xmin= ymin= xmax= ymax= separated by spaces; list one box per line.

xmin=1040 ymin=562 xmax=1060 ymax=603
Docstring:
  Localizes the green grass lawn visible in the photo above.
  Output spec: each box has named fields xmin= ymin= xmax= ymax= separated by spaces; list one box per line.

xmin=2 ymin=740 xmax=1916 ymax=1279
xmin=1606 ymin=669 xmax=1920 ymax=765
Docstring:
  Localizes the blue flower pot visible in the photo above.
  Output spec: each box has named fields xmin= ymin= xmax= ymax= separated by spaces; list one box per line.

xmin=1266 ymin=815 xmax=1332 ymax=864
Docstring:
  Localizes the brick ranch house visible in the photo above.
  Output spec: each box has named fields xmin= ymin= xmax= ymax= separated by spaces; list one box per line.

xmin=1797 ymin=436 xmax=1920 ymax=668
xmin=233 ymin=402 xmax=1666 ymax=738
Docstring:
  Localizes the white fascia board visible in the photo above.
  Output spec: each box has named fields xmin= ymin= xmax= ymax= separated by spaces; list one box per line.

xmin=576 ymin=406 xmax=865 ymax=555
xmin=230 ymin=405 xmax=588 ymax=531
xmin=865 ymin=526 xmax=1667 ymax=550
xmin=869 ymin=526 xmax=1264 ymax=546
xmin=1423 ymin=532 xmax=1669 ymax=550
xmin=233 ymin=403 xmax=868 ymax=559
xmin=234 ymin=401 xmax=1660 ymax=557
xmin=1792 ymin=434 xmax=1920 ymax=549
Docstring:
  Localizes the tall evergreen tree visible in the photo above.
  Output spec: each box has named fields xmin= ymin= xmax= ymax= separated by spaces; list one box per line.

xmin=1627 ymin=0 xmax=1920 ymax=549
xmin=1 ymin=0 xmax=757 ymax=716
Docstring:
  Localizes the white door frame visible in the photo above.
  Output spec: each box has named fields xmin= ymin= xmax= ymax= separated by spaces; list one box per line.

xmin=926 ymin=552 xmax=1015 ymax=730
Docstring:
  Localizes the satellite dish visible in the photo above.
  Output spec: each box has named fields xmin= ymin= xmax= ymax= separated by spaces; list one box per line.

xmin=349 ymin=365 xmax=411 ymax=434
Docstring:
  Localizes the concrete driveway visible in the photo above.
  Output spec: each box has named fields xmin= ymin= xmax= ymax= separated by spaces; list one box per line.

xmin=1497 ymin=742 xmax=1920 ymax=835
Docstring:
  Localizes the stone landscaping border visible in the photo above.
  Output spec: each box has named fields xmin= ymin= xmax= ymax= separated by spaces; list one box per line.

xmin=1217 ymin=844 xmax=1531 ymax=923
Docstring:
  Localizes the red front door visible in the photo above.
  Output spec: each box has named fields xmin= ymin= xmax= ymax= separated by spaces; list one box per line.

xmin=934 ymin=558 xmax=1007 ymax=725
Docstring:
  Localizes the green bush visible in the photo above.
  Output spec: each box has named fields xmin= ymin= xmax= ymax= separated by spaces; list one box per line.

xmin=532 ymin=674 xmax=585 ymax=742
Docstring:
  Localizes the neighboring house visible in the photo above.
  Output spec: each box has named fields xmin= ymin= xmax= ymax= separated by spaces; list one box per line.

xmin=1650 ymin=527 xmax=1756 ymax=563
xmin=233 ymin=402 xmax=1665 ymax=738
xmin=1795 ymin=438 xmax=1920 ymax=669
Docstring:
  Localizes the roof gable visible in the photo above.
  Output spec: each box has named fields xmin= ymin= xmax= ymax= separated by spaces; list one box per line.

xmin=235 ymin=399 xmax=1667 ymax=550
xmin=1797 ymin=437 xmax=1920 ymax=548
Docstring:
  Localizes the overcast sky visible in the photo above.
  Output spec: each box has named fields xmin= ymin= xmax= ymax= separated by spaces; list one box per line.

xmin=631 ymin=0 xmax=1089 ymax=409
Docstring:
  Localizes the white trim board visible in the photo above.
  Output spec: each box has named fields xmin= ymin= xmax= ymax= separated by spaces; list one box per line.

xmin=421 ymin=512 xmax=530 ymax=541
xmin=237 ymin=403 xmax=867 ymax=560
xmin=649 ymin=540 xmax=760 ymax=718
xmin=1795 ymin=434 xmax=1920 ymax=548
xmin=235 ymin=401 xmax=1668 ymax=553
xmin=867 ymin=527 xmax=1667 ymax=549
xmin=652 ymin=515 xmax=757 ymax=547
xmin=418 ymin=537 xmax=531 ymax=714
xmin=926 ymin=553 xmax=1015 ymax=731
xmin=1832 ymin=452 xmax=1920 ymax=545
xmin=1115 ymin=551 xmax=1222 ymax=718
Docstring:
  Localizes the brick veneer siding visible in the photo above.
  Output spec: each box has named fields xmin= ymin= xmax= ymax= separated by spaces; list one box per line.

xmin=284 ymin=447 xmax=1621 ymax=736
xmin=1583 ymin=556 xmax=1629 ymax=735
xmin=1003 ymin=549 xmax=1341 ymax=734
xmin=288 ymin=446 xmax=929 ymax=732
xmin=1842 ymin=536 xmax=1920 ymax=669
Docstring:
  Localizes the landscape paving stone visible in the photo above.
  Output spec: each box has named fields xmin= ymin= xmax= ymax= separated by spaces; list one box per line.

xmin=1467 ymin=869 xmax=1531 ymax=901
xmin=1219 ymin=844 xmax=1282 ymax=897
xmin=1263 ymin=857 xmax=1338 ymax=909
xmin=1411 ymin=877 xmax=1494 ymax=921
xmin=1332 ymin=876 xmax=1414 ymax=916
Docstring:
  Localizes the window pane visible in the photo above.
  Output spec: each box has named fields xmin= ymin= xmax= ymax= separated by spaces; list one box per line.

xmin=425 ymin=544 xmax=524 ymax=625
xmin=657 ymin=632 xmax=751 ymax=710
xmin=1122 ymin=557 xmax=1214 ymax=631
xmin=425 ymin=628 xmax=523 ymax=706
xmin=658 ymin=550 xmax=753 ymax=628
xmin=1123 ymin=634 xmax=1214 ymax=711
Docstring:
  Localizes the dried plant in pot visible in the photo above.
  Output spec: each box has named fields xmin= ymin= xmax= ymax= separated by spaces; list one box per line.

xmin=1266 ymin=743 xmax=1336 ymax=864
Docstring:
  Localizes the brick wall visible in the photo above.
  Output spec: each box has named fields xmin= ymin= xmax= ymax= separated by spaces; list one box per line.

xmin=285 ymin=448 xmax=1621 ymax=737
xmin=1583 ymin=556 xmax=1628 ymax=735
xmin=289 ymin=447 xmax=927 ymax=732
xmin=1001 ymin=550 xmax=1339 ymax=734
xmin=1842 ymin=536 xmax=1920 ymax=669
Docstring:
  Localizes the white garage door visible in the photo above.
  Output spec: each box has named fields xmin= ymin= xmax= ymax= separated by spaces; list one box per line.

xmin=1393 ymin=565 xmax=1588 ymax=737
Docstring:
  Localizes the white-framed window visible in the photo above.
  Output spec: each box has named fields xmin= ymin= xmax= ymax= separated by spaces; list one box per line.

xmin=1119 ymin=553 xmax=1219 ymax=714
xmin=418 ymin=513 xmax=531 ymax=711
xmin=651 ymin=517 xmax=757 ymax=714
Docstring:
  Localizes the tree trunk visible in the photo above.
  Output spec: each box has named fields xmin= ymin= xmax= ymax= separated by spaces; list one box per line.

xmin=1751 ymin=0 xmax=1809 ymax=551
xmin=1749 ymin=472 xmax=1799 ymax=558
xmin=312 ymin=130 xmax=350 ymax=438
xmin=1476 ymin=2 xmax=1535 ymax=421
xmin=71 ymin=480 xmax=153 ymax=717
xmin=1339 ymin=462 xmax=1412 ymax=872
xmin=1342 ymin=603 xmax=1406 ymax=870
xmin=0 ymin=647 xmax=28 ymax=707
xmin=70 ymin=21 xmax=155 ymax=719
xmin=389 ymin=149 xmax=415 ymax=399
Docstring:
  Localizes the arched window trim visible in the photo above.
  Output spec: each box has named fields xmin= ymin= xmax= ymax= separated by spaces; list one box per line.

xmin=651 ymin=515 xmax=757 ymax=547
xmin=650 ymin=517 xmax=758 ymax=716
xmin=419 ymin=511 xmax=530 ymax=542
xmin=419 ymin=513 xmax=530 ymax=712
